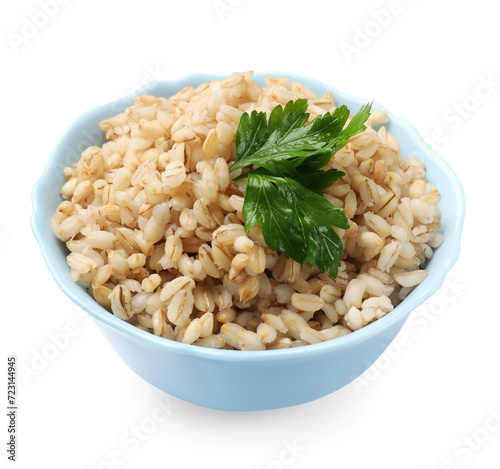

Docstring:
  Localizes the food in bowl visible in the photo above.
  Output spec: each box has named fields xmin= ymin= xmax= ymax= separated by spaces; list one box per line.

xmin=51 ymin=71 xmax=443 ymax=351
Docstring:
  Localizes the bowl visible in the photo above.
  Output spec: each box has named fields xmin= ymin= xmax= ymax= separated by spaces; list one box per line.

xmin=31 ymin=72 xmax=465 ymax=411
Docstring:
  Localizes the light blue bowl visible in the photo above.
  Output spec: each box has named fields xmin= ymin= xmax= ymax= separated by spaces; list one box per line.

xmin=31 ymin=72 xmax=465 ymax=411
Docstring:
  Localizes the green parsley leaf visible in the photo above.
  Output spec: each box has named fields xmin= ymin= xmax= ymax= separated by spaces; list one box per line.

xmin=234 ymin=99 xmax=372 ymax=276
xmin=295 ymin=102 xmax=372 ymax=172
xmin=243 ymin=171 xmax=306 ymax=261
xmin=267 ymin=98 xmax=309 ymax=134
xmin=290 ymin=168 xmax=345 ymax=191
xmin=231 ymin=103 xmax=365 ymax=175
xmin=243 ymin=171 xmax=349 ymax=277
xmin=235 ymin=111 xmax=269 ymax=162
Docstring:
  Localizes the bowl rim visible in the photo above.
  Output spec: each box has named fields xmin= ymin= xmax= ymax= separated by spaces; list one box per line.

xmin=31 ymin=71 xmax=465 ymax=361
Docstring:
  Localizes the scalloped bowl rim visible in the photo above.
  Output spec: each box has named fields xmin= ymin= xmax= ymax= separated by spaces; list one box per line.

xmin=31 ymin=71 xmax=465 ymax=362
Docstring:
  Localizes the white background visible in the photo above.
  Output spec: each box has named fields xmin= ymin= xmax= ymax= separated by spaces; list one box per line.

xmin=2 ymin=0 xmax=500 ymax=468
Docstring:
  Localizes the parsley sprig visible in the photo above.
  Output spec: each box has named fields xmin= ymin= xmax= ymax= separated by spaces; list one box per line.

xmin=231 ymin=99 xmax=372 ymax=277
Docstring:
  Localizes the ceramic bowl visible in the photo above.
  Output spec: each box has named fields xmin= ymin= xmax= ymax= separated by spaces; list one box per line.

xmin=31 ymin=72 xmax=465 ymax=411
